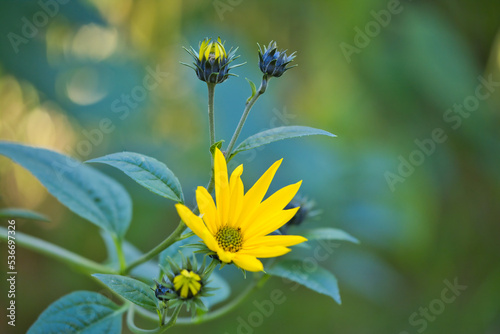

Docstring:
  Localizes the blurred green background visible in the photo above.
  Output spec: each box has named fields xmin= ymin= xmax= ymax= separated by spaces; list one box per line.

xmin=1 ymin=0 xmax=499 ymax=333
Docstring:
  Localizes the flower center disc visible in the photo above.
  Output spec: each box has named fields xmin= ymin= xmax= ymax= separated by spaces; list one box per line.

xmin=215 ymin=226 xmax=243 ymax=252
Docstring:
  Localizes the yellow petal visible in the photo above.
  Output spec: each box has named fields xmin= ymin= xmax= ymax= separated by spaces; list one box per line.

xmin=239 ymin=246 xmax=291 ymax=258
xmin=218 ymin=38 xmax=227 ymax=58
xmin=239 ymin=159 xmax=282 ymax=229
xmin=175 ymin=203 xmax=219 ymax=252
xmin=232 ymin=253 xmax=264 ymax=272
xmin=243 ymin=235 xmax=307 ymax=248
xmin=227 ymin=164 xmax=244 ymax=227
xmin=181 ymin=283 xmax=189 ymax=298
xmin=214 ymin=148 xmax=230 ymax=225
xmin=215 ymin=42 xmax=226 ymax=59
xmin=173 ymin=275 xmax=182 ymax=290
xmin=215 ymin=43 xmax=221 ymax=59
xmin=217 ymin=249 xmax=235 ymax=263
xmin=189 ymin=281 xmax=201 ymax=295
xmin=201 ymin=229 xmax=219 ymax=253
xmin=248 ymin=180 xmax=302 ymax=225
xmin=196 ymin=186 xmax=219 ymax=234
xmin=175 ymin=204 xmax=206 ymax=237
xmin=229 ymin=164 xmax=244 ymax=192
xmin=204 ymin=41 xmax=213 ymax=59
xmin=244 ymin=207 xmax=300 ymax=240
xmin=185 ymin=270 xmax=200 ymax=280
xmin=199 ymin=38 xmax=210 ymax=60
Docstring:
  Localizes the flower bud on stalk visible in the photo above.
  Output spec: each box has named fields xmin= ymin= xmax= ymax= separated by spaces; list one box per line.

xmin=182 ymin=37 xmax=244 ymax=84
xmin=258 ymin=41 xmax=297 ymax=78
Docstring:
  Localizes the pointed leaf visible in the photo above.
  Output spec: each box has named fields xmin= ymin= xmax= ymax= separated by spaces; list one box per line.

xmin=230 ymin=126 xmax=336 ymax=158
xmin=210 ymin=140 xmax=224 ymax=156
xmin=0 ymin=142 xmax=131 ymax=237
xmin=246 ymin=78 xmax=257 ymax=104
xmin=27 ymin=291 xmax=124 ymax=334
xmin=87 ymin=152 xmax=184 ymax=203
xmin=93 ymin=274 xmax=158 ymax=310
xmin=267 ymin=259 xmax=341 ymax=304
xmin=0 ymin=208 xmax=50 ymax=222
xmin=302 ymin=228 xmax=359 ymax=244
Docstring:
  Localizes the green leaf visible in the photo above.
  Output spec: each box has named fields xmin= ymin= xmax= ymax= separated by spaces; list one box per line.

xmin=246 ymin=78 xmax=257 ymax=104
xmin=302 ymin=228 xmax=359 ymax=244
xmin=230 ymin=126 xmax=336 ymax=158
xmin=209 ymin=140 xmax=224 ymax=155
xmin=87 ymin=152 xmax=184 ymax=203
xmin=0 ymin=208 xmax=50 ymax=222
xmin=267 ymin=259 xmax=341 ymax=304
xmin=27 ymin=291 xmax=124 ymax=334
xmin=93 ymin=274 xmax=158 ymax=311
xmin=0 ymin=142 xmax=131 ymax=237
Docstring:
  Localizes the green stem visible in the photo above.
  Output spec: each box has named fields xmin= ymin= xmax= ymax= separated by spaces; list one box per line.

xmin=127 ymin=305 xmax=162 ymax=334
xmin=124 ymin=222 xmax=186 ymax=274
xmin=207 ymin=82 xmax=217 ymax=194
xmin=0 ymin=226 xmax=115 ymax=274
xmin=163 ymin=304 xmax=182 ymax=329
xmin=206 ymin=168 xmax=215 ymax=195
xmin=207 ymin=82 xmax=216 ymax=147
xmin=113 ymin=235 xmax=127 ymax=273
xmin=127 ymin=304 xmax=182 ymax=334
xmin=225 ymin=75 xmax=269 ymax=158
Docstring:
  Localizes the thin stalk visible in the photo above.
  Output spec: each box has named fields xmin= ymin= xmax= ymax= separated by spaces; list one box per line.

xmin=124 ymin=221 xmax=186 ymax=274
xmin=113 ymin=235 xmax=127 ymax=273
xmin=206 ymin=168 xmax=215 ymax=195
xmin=0 ymin=226 xmax=115 ymax=274
xmin=207 ymin=82 xmax=217 ymax=194
xmin=225 ymin=75 xmax=269 ymax=157
xmin=207 ymin=82 xmax=216 ymax=147
xmin=162 ymin=304 xmax=182 ymax=329
xmin=127 ymin=304 xmax=182 ymax=334
xmin=127 ymin=305 xmax=163 ymax=334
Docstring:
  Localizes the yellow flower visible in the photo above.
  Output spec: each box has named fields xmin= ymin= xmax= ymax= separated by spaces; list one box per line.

xmin=173 ymin=269 xmax=202 ymax=299
xmin=199 ymin=37 xmax=227 ymax=61
xmin=175 ymin=148 xmax=307 ymax=272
